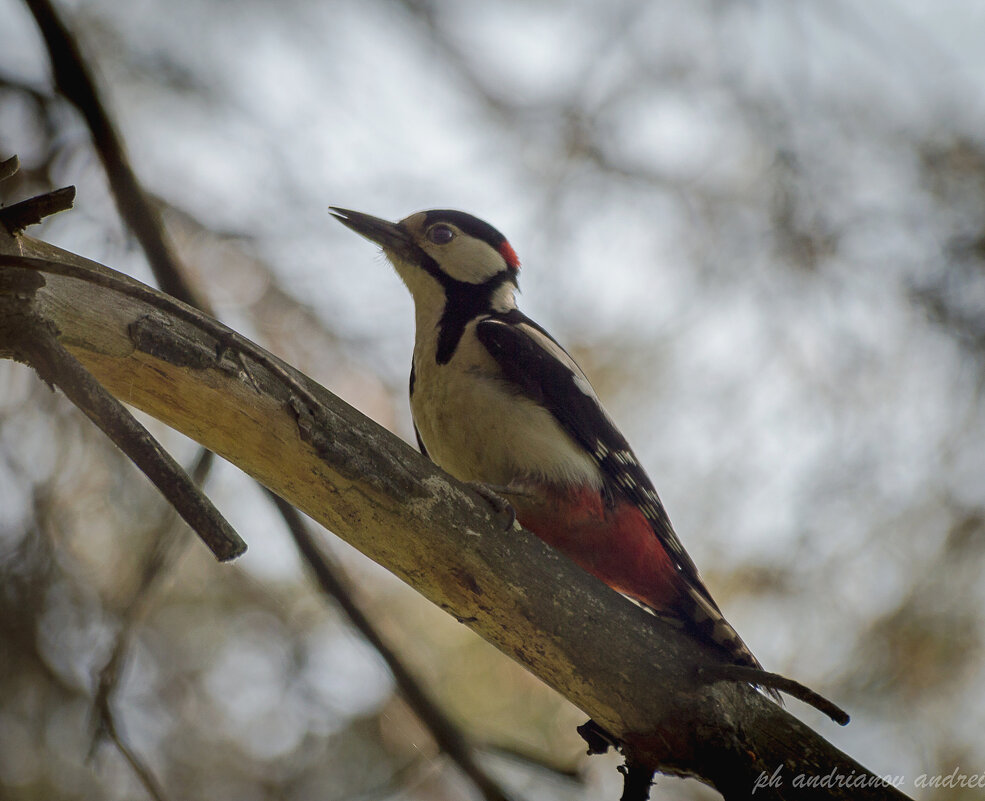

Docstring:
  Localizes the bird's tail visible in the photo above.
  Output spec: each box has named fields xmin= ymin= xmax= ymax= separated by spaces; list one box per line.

xmin=673 ymin=581 xmax=784 ymax=703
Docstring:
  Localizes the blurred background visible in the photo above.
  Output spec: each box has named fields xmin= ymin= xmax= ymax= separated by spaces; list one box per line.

xmin=1 ymin=1 xmax=984 ymax=799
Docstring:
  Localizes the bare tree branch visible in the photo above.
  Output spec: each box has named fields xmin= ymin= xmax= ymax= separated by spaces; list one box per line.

xmin=90 ymin=698 xmax=172 ymax=801
xmin=86 ymin=450 xmax=214 ymax=799
xmin=268 ymin=490 xmax=516 ymax=801
xmin=0 ymin=183 xmax=75 ymax=233
xmin=0 ymin=231 xmax=913 ymax=799
xmin=0 ymin=263 xmax=244 ymax=561
xmin=23 ymin=0 xmax=206 ymax=310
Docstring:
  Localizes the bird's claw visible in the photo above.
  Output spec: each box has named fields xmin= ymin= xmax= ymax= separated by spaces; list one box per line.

xmin=466 ymin=481 xmax=519 ymax=531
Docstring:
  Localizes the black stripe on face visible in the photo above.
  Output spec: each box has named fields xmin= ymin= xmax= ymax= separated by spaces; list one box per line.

xmin=422 ymin=210 xmax=508 ymax=251
xmin=414 ymin=212 xmax=518 ymax=364
xmin=434 ymin=269 xmax=514 ymax=364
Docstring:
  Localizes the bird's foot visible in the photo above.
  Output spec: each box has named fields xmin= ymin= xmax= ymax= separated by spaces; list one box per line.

xmin=465 ymin=481 xmax=530 ymax=531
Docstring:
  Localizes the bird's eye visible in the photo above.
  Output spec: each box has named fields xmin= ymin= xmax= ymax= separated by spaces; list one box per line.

xmin=427 ymin=224 xmax=455 ymax=245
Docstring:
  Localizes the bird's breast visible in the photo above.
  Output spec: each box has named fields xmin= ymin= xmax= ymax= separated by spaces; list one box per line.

xmin=410 ymin=325 xmax=602 ymax=490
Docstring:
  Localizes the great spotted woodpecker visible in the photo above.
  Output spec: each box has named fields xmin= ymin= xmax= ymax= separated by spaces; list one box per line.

xmin=330 ymin=207 xmax=765 ymax=673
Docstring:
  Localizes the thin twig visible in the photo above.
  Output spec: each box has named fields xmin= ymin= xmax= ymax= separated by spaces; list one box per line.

xmin=87 ymin=451 xmax=213 ymax=801
xmin=265 ymin=490 xmax=517 ymax=801
xmin=23 ymin=0 xmax=207 ymax=311
xmin=90 ymin=450 xmax=213 ymax=748
xmin=0 ymin=186 xmax=75 ymax=233
xmin=93 ymin=707 xmax=171 ymax=801
xmin=5 ymin=310 xmax=244 ymax=561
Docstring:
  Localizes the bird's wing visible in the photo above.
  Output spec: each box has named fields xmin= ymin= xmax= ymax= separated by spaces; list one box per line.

xmin=475 ymin=310 xmax=706 ymax=593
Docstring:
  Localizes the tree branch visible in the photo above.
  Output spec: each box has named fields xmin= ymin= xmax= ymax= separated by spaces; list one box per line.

xmin=0 ymin=266 xmax=244 ymax=561
xmin=267 ymin=491 xmax=515 ymax=801
xmin=87 ymin=450 xmax=214 ymax=801
xmin=23 ymin=0 xmax=207 ymax=311
xmin=0 ymin=234 xmax=912 ymax=800
xmin=0 ymin=185 xmax=75 ymax=233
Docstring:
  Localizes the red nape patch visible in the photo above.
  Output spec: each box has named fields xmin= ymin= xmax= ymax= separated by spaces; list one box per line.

xmin=498 ymin=240 xmax=520 ymax=271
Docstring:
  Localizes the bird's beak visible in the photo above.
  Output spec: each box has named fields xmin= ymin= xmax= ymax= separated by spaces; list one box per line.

xmin=329 ymin=207 xmax=418 ymax=261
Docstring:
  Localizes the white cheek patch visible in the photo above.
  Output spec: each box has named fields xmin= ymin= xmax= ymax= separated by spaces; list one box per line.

xmin=438 ymin=235 xmax=506 ymax=284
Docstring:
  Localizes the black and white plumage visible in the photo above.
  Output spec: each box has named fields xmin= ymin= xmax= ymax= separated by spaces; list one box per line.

xmin=330 ymin=206 xmax=764 ymax=671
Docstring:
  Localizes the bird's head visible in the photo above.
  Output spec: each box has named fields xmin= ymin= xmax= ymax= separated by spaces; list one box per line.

xmin=330 ymin=207 xmax=521 ymax=313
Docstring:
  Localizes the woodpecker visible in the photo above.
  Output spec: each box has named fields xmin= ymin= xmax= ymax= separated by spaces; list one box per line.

xmin=330 ymin=207 xmax=765 ymax=672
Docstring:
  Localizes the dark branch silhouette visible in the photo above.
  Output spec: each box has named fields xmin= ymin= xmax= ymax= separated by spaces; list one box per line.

xmin=268 ymin=491 xmax=516 ymax=801
xmin=24 ymin=0 xmax=206 ymax=311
